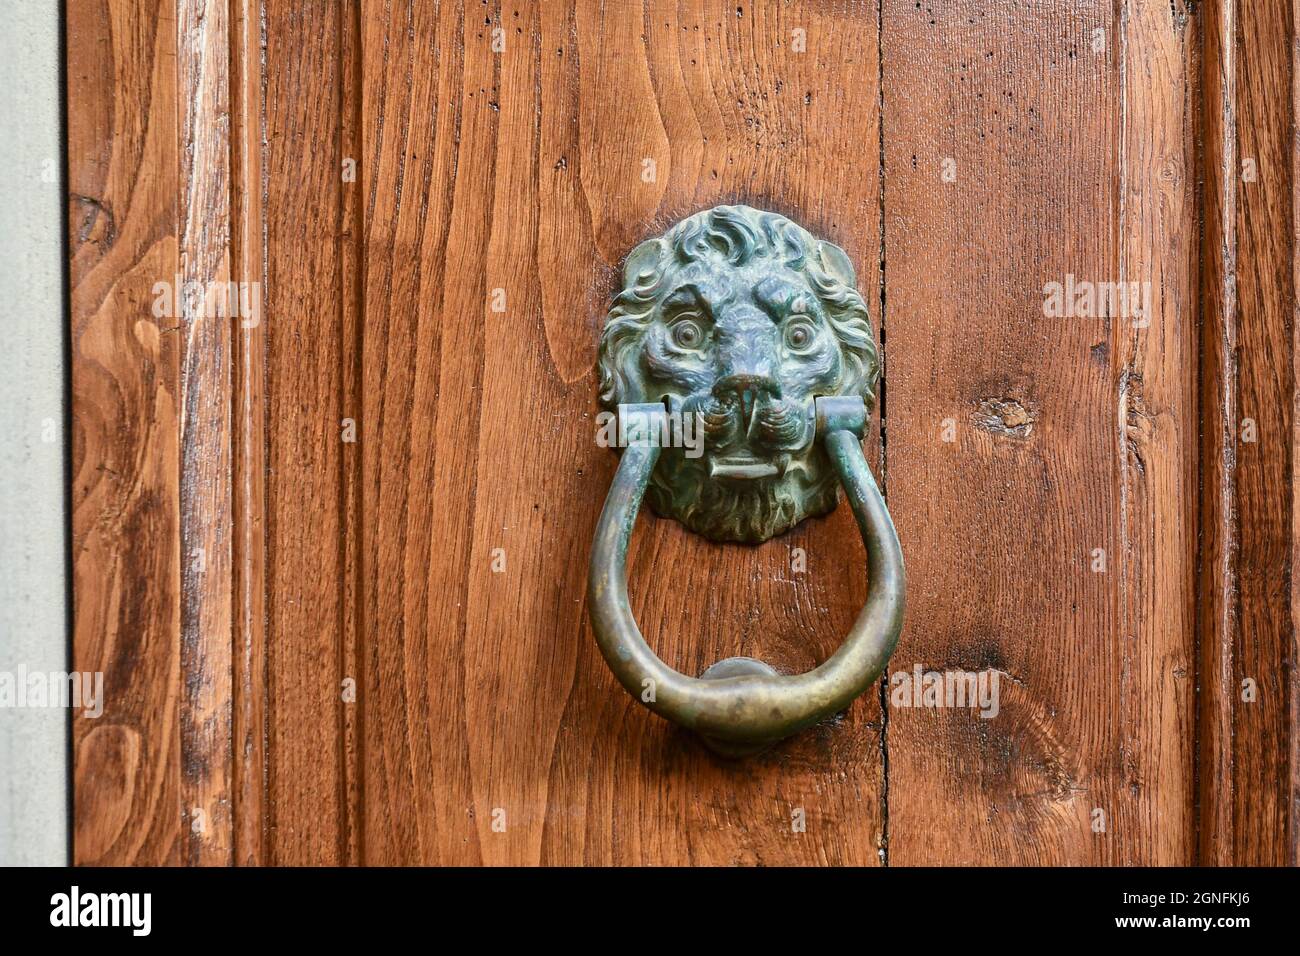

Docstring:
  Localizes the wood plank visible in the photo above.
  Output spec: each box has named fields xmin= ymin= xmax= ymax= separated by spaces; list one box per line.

xmin=230 ymin=0 xmax=270 ymax=867
xmin=360 ymin=0 xmax=885 ymax=865
xmin=177 ymin=0 xmax=235 ymax=867
xmin=71 ymin=0 xmax=244 ymax=866
xmin=1197 ymin=0 xmax=1237 ymax=865
xmin=882 ymin=0 xmax=1195 ymax=864
xmin=358 ymin=0 xmax=479 ymax=865
xmin=70 ymin=0 xmax=463 ymax=866
xmin=1199 ymin=0 xmax=1296 ymax=865
xmin=69 ymin=0 xmax=184 ymax=866
xmin=262 ymin=0 xmax=355 ymax=864
xmin=1111 ymin=0 xmax=1197 ymax=866
xmin=1227 ymin=0 xmax=1294 ymax=867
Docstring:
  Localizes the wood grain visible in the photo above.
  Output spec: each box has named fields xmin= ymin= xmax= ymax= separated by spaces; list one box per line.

xmin=1111 ymin=0 xmax=1198 ymax=866
xmin=70 ymin=0 xmax=241 ymax=866
xmin=69 ymin=0 xmax=184 ymax=866
xmin=358 ymin=0 xmax=885 ymax=865
xmin=68 ymin=0 xmax=1300 ymax=866
xmin=261 ymin=0 xmax=356 ymax=865
xmin=1199 ymin=0 xmax=1296 ymax=865
xmin=230 ymin=0 xmax=270 ymax=867
xmin=1228 ymin=0 xmax=1295 ymax=867
xmin=1293 ymin=0 xmax=1300 ymax=870
xmin=881 ymin=0 xmax=1195 ymax=865
xmin=1229 ymin=0 xmax=1293 ymax=866
xmin=177 ymin=0 xmax=235 ymax=867
xmin=1197 ymin=0 xmax=1237 ymax=865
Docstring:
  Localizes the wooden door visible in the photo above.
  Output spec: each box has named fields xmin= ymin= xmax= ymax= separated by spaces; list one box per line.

xmin=69 ymin=0 xmax=1298 ymax=865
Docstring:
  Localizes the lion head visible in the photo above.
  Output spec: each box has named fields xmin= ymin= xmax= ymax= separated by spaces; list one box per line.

xmin=597 ymin=204 xmax=879 ymax=543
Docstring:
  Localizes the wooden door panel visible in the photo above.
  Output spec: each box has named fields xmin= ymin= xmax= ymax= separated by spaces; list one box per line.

xmin=882 ymin=0 xmax=1196 ymax=865
xmin=260 ymin=0 xmax=357 ymax=866
xmin=1200 ymin=0 xmax=1298 ymax=865
xmin=358 ymin=0 xmax=885 ymax=866
xmin=69 ymin=0 xmax=186 ymax=866
xmin=68 ymin=0 xmax=1298 ymax=866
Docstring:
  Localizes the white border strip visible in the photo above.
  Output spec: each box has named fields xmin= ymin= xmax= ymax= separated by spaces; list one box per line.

xmin=0 ymin=0 xmax=70 ymax=866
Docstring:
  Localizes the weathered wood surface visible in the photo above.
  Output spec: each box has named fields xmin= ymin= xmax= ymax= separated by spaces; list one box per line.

xmin=357 ymin=0 xmax=885 ymax=866
xmin=883 ymin=0 xmax=1201 ymax=866
xmin=1199 ymin=0 xmax=1297 ymax=865
xmin=69 ymin=0 xmax=186 ymax=865
xmin=69 ymin=0 xmax=1296 ymax=865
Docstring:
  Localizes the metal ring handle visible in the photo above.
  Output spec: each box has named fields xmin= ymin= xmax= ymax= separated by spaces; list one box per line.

xmin=587 ymin=396 xmax=906 ymax=756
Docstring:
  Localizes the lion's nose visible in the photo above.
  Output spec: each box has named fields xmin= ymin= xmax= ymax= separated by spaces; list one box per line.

xmin=713 ymin=372 xmax=780 ymax=401
xmin=713 ymin=372 xmax=781 ymax=434
xmin=713 ymin=307 xmax=782 ymax=421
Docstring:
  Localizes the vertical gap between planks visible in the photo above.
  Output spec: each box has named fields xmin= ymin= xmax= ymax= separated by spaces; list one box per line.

xmin=1114 ymin=0 xmax=1129 ymax=870
xmin=337 ymin=0 xmax=367 ymax=868
xmin=875 ymin=0 xmax=890 ymax=868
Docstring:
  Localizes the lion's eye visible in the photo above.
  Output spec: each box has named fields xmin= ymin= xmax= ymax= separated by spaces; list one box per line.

xmin=671 ymin=318 xmax=705 ymax=350
xmin=784 ymin=317 xmax=817 ymax=353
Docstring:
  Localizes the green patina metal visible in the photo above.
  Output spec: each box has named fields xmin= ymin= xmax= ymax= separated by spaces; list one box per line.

xmin=597 ymin=204 xmax=879 ymax=544
xmin=588 ymin=206 xmax=906 ymax=756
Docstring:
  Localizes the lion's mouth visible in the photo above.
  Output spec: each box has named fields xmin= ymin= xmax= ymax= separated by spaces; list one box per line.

xmin=708 ymin=452 xmax=792 ymax=480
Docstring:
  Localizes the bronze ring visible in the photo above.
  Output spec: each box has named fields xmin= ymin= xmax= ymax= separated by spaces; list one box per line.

xmin=587 ymin=396 xmax=906 ymax=756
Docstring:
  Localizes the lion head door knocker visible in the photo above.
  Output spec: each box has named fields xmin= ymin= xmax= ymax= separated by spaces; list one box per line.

xmin=586 ymin=205 xmax=905 ymax=756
